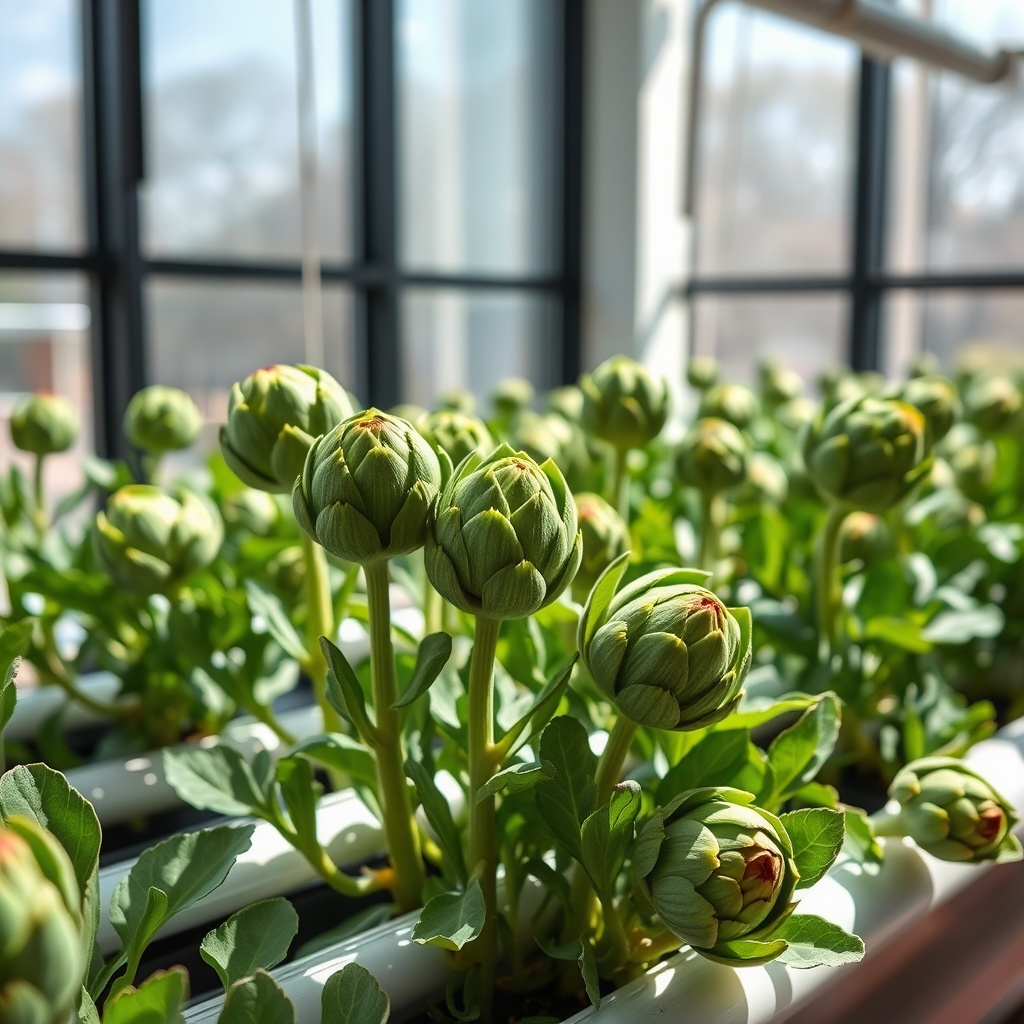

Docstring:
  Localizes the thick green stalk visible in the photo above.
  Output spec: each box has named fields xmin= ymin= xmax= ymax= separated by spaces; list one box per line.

xmin=697 ymin=490 xmax=725 ymax=572
xmin=363 ymin=558 xmax=424 ymax=914
xmin=868 ymin=810 xmax=904 ymax=839
xmin=423 ymin=569 xmax=443 ymax=638
xmin=31 ymin=454 xmax=46 ymax=538
xmin=467 ymin=613 xmax=502 ymax=1024
xmin=299 ymin=531 xmax=343 ymax=733
xmin=613 ymin=447 xmax=630 ymax=524
xmin=814 ymin=504 xmax=848 ymax=660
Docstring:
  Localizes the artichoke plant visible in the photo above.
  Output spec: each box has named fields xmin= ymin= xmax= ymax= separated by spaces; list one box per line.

xmin=899 ymin=375 xmax=960 ymax=447
xmin=878 ymin=757 xmax=1023 ymax=863
xmin=425 ymin=444 xmax=581 ymax=620
xmin=964 ymin=374 xmax=1022 ymax=436
xmin=294 ymin=409 xmax=443 ymax=565
xmin=0 ymin=817 xmax=84 ymax=1024
xmin=698 ymin=383 xmax=759 ymax=431
xmin=9 ymin=392 xmax=78 ymax=456
xmin=220 ymin=364 xmax=355 ymax=492
xmin=578 ymin=565 xmax=751 ymax=730
xmin=686 ymin=356 xmax=720 ymax=392
xmin=123 ymin=385 xmax=203 ymax=454
xmin=579 ymin=356 xmax=669 ymax=452
xmin=417 ymin=409 xmax=494 ymax=469
xmin=572 ymin=492 xmax=630 ymax=603
xmin=94 ymin=484 xmax=223 ymax=595
xmin=676 ymin=418 xmax=749 ymax=496
xmin=633 ymin=788 xmax=799 ymax=965
xmin=758 ymin=360 xmax=803 ymax=408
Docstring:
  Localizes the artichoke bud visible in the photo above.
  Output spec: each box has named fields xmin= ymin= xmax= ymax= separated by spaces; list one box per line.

xmin=490 ymin=377 xmax=535 ymax=421
xmin=686 ymin=356 xmax=720 ymax=392
xmin=220 ymin=364 xmax=355 ymax=493
xmin=437 ymin=389 xmax=476 ymax=415
xmin=757 ymin=360 xmax=803 ymax=408
xmin=221 ymin=488 xmax=281 ymax=537
xmin=545 ymin=385 xmax=585 ymax=423
xmin=676 ymin=418 xmax=749 ymax=496
xmin=888 ymin=757 xmax=1023 ymax=864
xmin=839 ymin=511 xmax=893 ymax=565
xmin=123 ymin=385 xmax=203 ymax=454
xmin=425 ymin=443 xmax=581 ymax=620
xmin=579 ymin=563 xmax=751 ymax=731
xmin=0 ymin=817 xmax=84 ymax=1024
xmin=10 ymin=392 xmax=79 ymax=456
xmin=294 ymin=409 xmax=443 ymax=564
xmin=572 ymin=492 xmax=630 ymax=604
xmin=899 ymin=375 xmax=960 ymax=447
xmin=580 ymin=356 xmax=670 ymax=452
xmin=634 ymin=787 xmax=799 ymax=965
xmin=949 ymin=437 xmax=997 ymax=503
xmin=698 ymin=384 xmax=759 ymax=431
xmin=802 ymin=395 xmax=932 ymax=513
xmin=735 ymin=453 xmax=788 ymax=507
xmin=418 ymin=409 xmax=494 ymax=469
xmin=964 ymin=375 xmax=1022 ymax=437
xmin=94 ymin=484 xmax=223 ymax=595
xmin=909 ymin=351 xmax=941 ymax=378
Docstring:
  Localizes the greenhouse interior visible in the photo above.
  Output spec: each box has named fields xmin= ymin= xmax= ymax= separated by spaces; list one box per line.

xmin=3 ymin=1 xmax=1024 ymax=1022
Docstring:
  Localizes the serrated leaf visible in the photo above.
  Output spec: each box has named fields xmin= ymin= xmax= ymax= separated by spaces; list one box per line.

xmin=407 ymin=761 xmax=467 ymax=884
xmin=763 ymin=694 xmax=840 ymax=808
xmin=535 ymin=718 xmax=597 ymax=861
xmin=780 ymin=808 xmax=845 ymax=889
xmin=475 ymin=761 xmax=555 ymax=804
xmin=412 ymin=878 xmax=486 ymax=951
xmin=246 ymin=581 xmax=307 ymax=661
xmin=774 ymin=914 xmax=865 ymax=968
xmin=201 ymin=899 xmax=299 ymax=991
xmin=321 ymin=964 xmax=390 ymax=1024
xmin=580 ymin=781 xmax=641 ymax=893
xmin=656 ymin=730 xmax=750 ymax=804
xmin=102 ymin=967 xmax=188 ymax=1024
xmin=162 ymin=746 xmax=267 ymax=818
xmin=218 ymin=970 xmax=296 ymax=1024
xmin=393 ymin=632 xmax=452 ymax=708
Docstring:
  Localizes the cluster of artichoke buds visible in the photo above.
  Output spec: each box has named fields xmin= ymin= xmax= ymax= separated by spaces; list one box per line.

xmin=580 ymin=355 xmax=669 ymax=452
xmin=634 ymin=787 xmax=799 ymax=966
xmin=94 ymin=484 xmax=223 ymax=595
xmin=9 ymin=392 xmax=79 ymax=456
xmin=416 ymin=409 xmax=494 ymax=469
xmin=0 ymin=817 xmax=84 ymax=1024
xmin=579 ymin=563 xmax=751 ymax=731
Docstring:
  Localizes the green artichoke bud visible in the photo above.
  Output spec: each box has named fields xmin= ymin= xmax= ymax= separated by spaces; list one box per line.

xmin=949 ymin=437 xmax=998 ymax=503
xmin=909 ymin=351 xmax=941 ymax=379
xmin=9 ymin=393 xmax=79 ymax=456
xmin=963 ymin=375 xmax=1022 ymax=436
xmin=437 ymin=389 xmax=476 ymax=415
xmin=899 ymin=375 xmax=960 ymax=446
xmin=425 ymin=443 xmax=581 ymax=620
xmin=698 ymin=384 xmax=759 ymax=431
xmin=676 ymin=418 xmax=749 ymax=496
xmin=839 ymin=511 xmax=893 ymax=564
xmin=0 ymin=817 xmax=84 ymax=1024
xmin=220 ymin=364 xmax=355 ymax=493
xmin=123 ymin=385 xmax=203 ymax=454
xmin=418 ymin=410 xmax=494 ymax=469
xmin=887 ymin=757 xmax=1023 ymax=863
xmin=545 ymin=385 xmax=585 ymax=423
xmin=776 ymin=396 xmax=817 ymax=434
xmin=389 ymin=402 xmax=429 ymax=425
xmin=758 ymin=360 xmax=803 ymax=408
xmin=491 ymin=377 xmax=535 ymax=420
xmin=802 ymin=395 xmax=932 ymax=513
xmin=833 ymin=371 xmax=887 ymax=407
xmin=572 ymin=492 xmax=630 ymax=604
xmin=634 ymin=787 xmax=798 ymax=965
xmin=513 ymin=411 xmax=590 ymax=484
xmin=686 ymin=356 xmax=720 ymax=392
xmin=735 ymin=453 xmax=788 ymax=507
xmin=580 ymin=356 xmax=669 ymax=451
xmin=94 ymin=484 xmax=223 ymax=595
xmin=222 ymin=488 xmax=282 ymax=537
xmin=294 ymin=409 xmax=442 ymax=564
xmin=578 ymin=563 xmax=751 ymax=730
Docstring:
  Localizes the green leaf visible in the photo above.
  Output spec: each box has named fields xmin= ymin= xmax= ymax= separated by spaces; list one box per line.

xmin=535 ymin=717 xmax=597 ymax=861
xmin=110 ymin=825 xmax=255 ymax=967
xmin=292 ymin=733 xmax=378 ymax=789
xmin=412 ymin=877 xmax=486 ymax=951
xmin=393 ymin=632 xmax=452 ymax=708
xmin=162 ymin=746 xmax=267 ymax=818
xmin=295 ymin=904 xmax=395 ymax=959
xmin=843 ymin=808 xmax=883 ymax=871
xmin=276 ymin=756 xmax=321 ymax=856
xmin=406 ymin=761 xmax=467 ymax=884
xmin=580 ymin=781 xmax=641 ymax=894
xmin=656 ymin=730 xmax=750 ymax=804
xmin=322 ymin=964 xmax=390 ymax=1024
xmin=780 ymin=808 xmax=845 ymax=889
xmin=475 ymin=761 xmax=555 ymax=804
xmin=579 ymin=552 xmax=630 ymax=651
xmin=201 ymin=898 xmax=299 ymax=991
xmin=922 ymin=606 xmax=1004 ymax=645
xmin=762 ymin=694 xmax=841 ymax=808
xmin=246 ymin=581 xmax=307 ymax=662
xmin=728 ymin=694 xmax=818 ymax=730
xmin=863 ymin=616 xmax=932 ymax=653
xmin=1 ymin=627 xmax=30 ymax=731
xmin=774 ymin=914 xmax=865 ymax=969
xmin=498 ymin=654 xmax=578 ymax=758
xmin=579 ymin=938 xmax=601 ymax=1009
xmin=321 ymin=637 xmax=374 ymax=742
xmin=77 ymin=988 xmax=100 ymax=1024
xmin=102 ymin=967 xmax=188 ymax=1024
xmin=218 ymin=970 xmax=296 ymax=1024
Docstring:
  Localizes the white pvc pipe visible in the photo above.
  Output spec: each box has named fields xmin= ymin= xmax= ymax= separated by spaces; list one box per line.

xmin=96 ymin=790 xmax=384 ymax=955
xmin=6 ymin=672 xmax=121 ymax=741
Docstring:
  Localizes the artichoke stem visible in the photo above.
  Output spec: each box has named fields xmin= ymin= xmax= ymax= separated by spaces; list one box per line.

xmin=31 ymin=454 xmax=46 ymax=538
xmin=364 ymin=558 xmax=425 ymax=914
xmin=299 ymin=531 xmax=344 ymax=734
xmin=613 ymin=447 xmax=630 ymax=524
xmin=467 ymin=613 xmax=503 ymax=1024
xmin=697 ymin=490 xmax=725 ymax=572
xmin=423 ymin=567 xmax=444 ymax=638
xmin=815 ymin=504 xmax=848 ymax=660
xmin=595 ymin=716 xmax=639 ymax=806
xmin=868 ymin=809 xmax=905 ymax=839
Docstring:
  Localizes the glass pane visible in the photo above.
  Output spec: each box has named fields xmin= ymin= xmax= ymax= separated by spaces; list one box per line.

xmin=398 ymin=0 xmax=556 ymax=274
xmin=141 ymin=0 xmax=352 ymax=262
xmin=694 ymin=7 xmax=857 ymax=276
xmin=401 ymin=289 xmax=557 ymax=408
xmin=0 ymin=273 xmax=93 ymax=500
xmin=888 ymin=1 xmax=1024 ymax=271
xmin=886 ymin=289 xmax=1024 ymax=374
xmin=692 ymin=293 xmax=848 ymax=386
xmin=0 ymin=0 xmax=83 ymax=250
xmin=146 ymin=279 xmax=355 ymax=472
